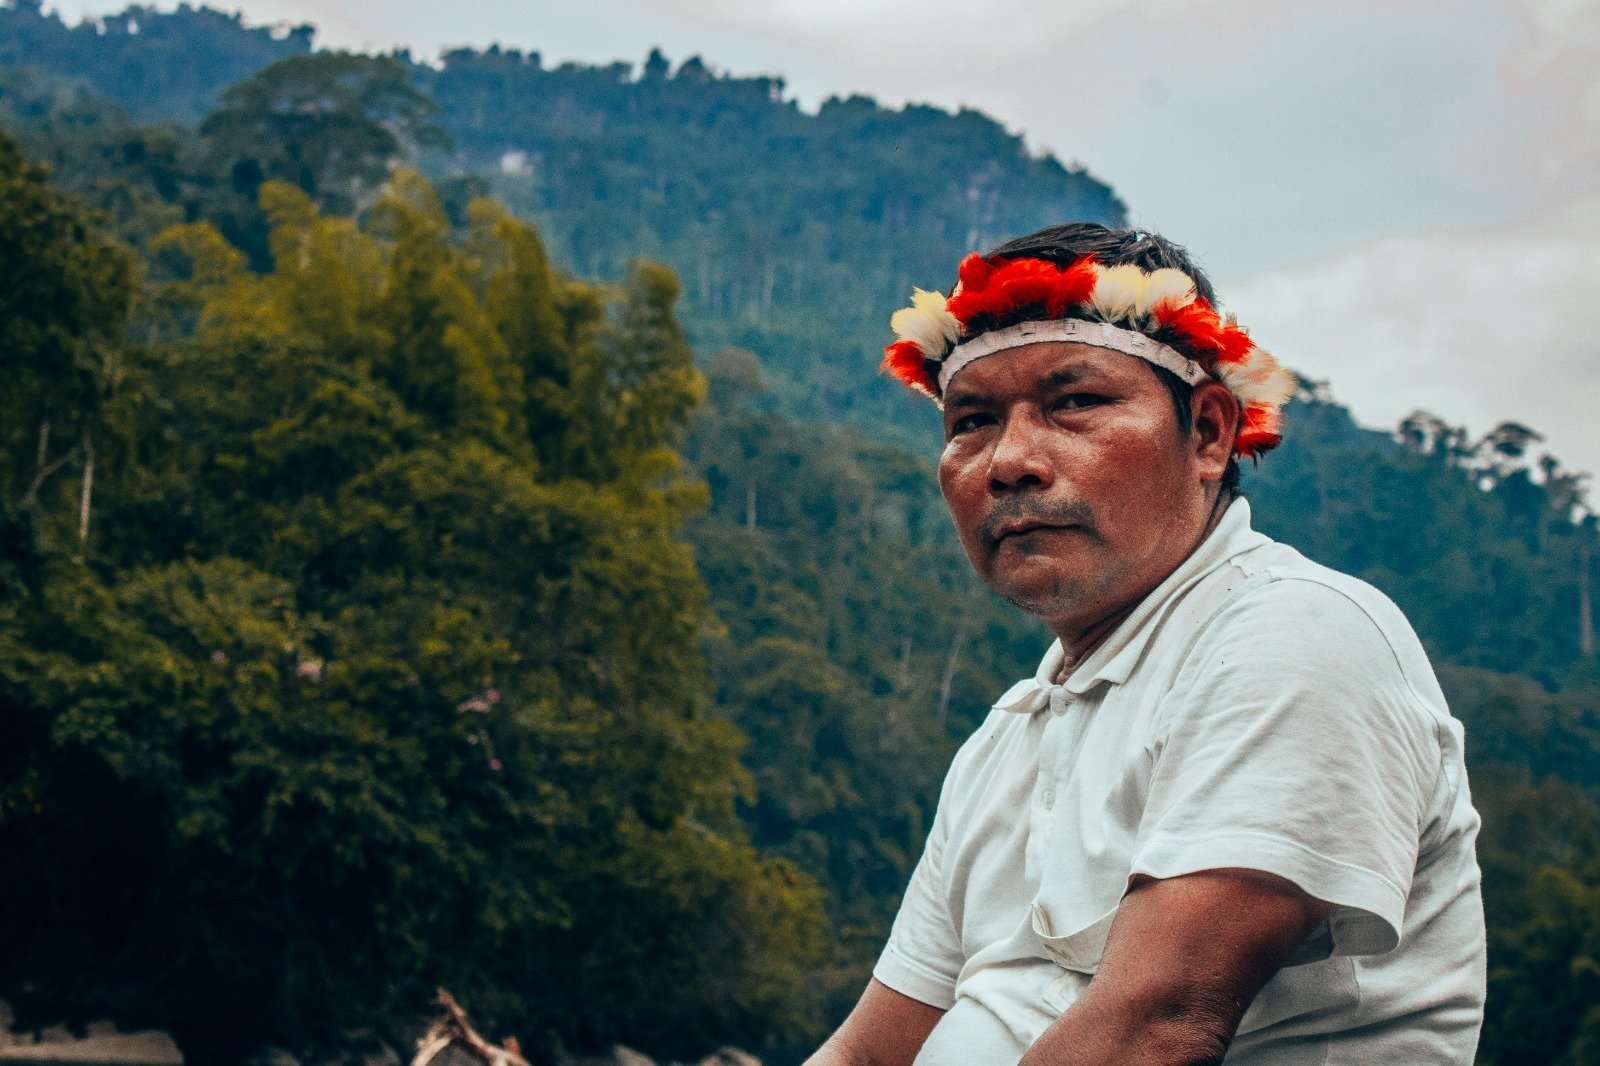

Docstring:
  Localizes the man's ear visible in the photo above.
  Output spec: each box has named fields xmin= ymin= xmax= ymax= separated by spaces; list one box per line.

xmin=1191 ymin=381 xmax=1241 ymax=481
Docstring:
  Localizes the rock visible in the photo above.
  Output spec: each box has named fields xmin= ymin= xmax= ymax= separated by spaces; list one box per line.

xmin=0 ymin=1029 xmax=183 ymax=1065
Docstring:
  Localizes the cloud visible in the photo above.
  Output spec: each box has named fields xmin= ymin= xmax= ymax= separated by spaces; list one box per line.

xmin=1227 ymin=194 xmax=1600 ymax=476
xmin=1500 ymin=0 xmax=1600 ymax=196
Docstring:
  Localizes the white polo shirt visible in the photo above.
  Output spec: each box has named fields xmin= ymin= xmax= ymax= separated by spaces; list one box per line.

xmin=874 ymin=498 xmax=1486 ymax=1063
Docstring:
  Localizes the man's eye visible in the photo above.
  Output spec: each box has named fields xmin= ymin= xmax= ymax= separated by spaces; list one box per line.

xmin=949 ymin=413 xmax=994 ymax=436
xmin=1055 ymin=393 xmax=1108 ymax=411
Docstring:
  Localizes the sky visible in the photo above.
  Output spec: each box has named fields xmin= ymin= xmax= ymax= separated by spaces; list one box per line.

xmin=57 ymin=0 xmax=1600 ymax=478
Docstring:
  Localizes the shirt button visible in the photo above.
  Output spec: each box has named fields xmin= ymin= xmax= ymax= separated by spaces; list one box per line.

xmin=1042 ymin=788 xmax=1055 ymax=810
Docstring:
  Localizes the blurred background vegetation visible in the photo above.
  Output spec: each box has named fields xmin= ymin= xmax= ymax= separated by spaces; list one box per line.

xmin=0 ymin=3 xmax=1596 ymax=1063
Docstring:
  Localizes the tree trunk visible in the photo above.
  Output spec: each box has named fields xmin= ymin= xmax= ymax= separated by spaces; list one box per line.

xmin=23 ymin=418 xmax=56 ymax=503
xmin=78 ymin=431 xmax=94 ymax=542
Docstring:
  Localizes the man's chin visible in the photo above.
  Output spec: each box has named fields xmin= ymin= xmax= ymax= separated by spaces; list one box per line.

xmin=985 ymin=566 xmax=1090 ymax=619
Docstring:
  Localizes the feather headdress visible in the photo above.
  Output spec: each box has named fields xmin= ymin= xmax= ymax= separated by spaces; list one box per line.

xmin=882 ymin=253 xmax=1295 ymax=458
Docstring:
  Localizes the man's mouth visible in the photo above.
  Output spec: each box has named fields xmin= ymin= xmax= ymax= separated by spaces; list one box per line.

xmin=994 ymin=520 xmax=1073 ymax=542
xmin=977 ymin=499 xmax=1097 ymax=555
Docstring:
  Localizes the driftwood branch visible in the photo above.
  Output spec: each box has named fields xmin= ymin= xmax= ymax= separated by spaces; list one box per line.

xmin=412 ymin=988 xmax=528 ymax=1066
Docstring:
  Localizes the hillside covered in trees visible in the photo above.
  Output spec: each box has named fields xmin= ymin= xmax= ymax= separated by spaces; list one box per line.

xmin=0 ymin=0 xmax=1124 ymax=440
xmin=1 ymin=4 xmax=1598 ymax=1064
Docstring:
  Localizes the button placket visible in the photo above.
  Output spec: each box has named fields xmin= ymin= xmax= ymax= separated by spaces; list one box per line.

xmin=1037 ymin=686 xmax=1071 ymax=818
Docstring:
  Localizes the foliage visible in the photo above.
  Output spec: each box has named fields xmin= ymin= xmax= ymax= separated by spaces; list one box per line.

xmin=1472 ymin=769 xmax=1600 ymax=1064
xmin=0 ymin=152 xmax=822 ymax=1062
xmin=0 ymin=8 xmax=1128 ymax=441
xmin=0 ymin=0 xmax=311 ymax=124
xmin=201 ymin=53 xmax=449 ymax=218
xmin=421 ymin=48 xmax=1125 ymax=440
xmin=0 ymin=128 xmax=135 ymax=544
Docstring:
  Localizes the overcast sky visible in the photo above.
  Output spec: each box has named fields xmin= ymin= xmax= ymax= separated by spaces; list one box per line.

xmin=59 ymin=0 xmax=1600 ymax=477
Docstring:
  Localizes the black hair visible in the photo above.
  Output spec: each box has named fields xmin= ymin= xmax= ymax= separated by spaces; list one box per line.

xmin=983 ymin=222 xmax=1241 ymax=498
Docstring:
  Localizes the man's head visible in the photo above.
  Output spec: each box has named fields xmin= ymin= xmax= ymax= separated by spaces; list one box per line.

xmin=881 ymin=222 xmax=1294 ymax=644
xmin=983 ymin=223 xmax=1241 ymax=497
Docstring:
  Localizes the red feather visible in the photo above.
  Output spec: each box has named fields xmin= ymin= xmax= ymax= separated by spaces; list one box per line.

xmin=998 ymin=273 xmax=1051 ymax=310
xmin=1235 ymin=402 xmax=1283 ymax=457
xmin=881 ymin=339 xmax=936 ymax=395
xmin=1161 ymin=300 xmax=1225 ymax=354
xmin=1215 ymin=323 xmax=1254 ymax=367
xmin=946 ymin=283 xmax=1009 ymax=324
xmin=947 ymin=255 xmax=1098 ymax=328
xmin=1045 ymin=257 xmax=1098 ymax=316
xmin=957 ymin=253 xmax=997 ymax=291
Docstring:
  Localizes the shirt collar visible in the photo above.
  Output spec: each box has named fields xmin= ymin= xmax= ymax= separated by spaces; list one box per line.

xmin=991 ymin=497 xmax=1267 ymax=714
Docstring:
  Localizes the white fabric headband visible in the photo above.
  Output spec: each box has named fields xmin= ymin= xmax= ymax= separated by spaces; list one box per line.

xmin=936 ymin=318 xmax=1212 ymax=394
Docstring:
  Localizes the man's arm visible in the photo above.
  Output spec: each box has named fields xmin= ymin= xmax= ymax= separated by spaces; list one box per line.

xmin=805 ymin=979 xmax=946 ymax=1066
xmin=1019 ymin=868 xmax=1332 ymax=1066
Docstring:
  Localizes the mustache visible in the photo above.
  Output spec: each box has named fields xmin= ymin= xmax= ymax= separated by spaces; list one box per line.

xmin=979 ymin=497 xmax=1097 ymax=553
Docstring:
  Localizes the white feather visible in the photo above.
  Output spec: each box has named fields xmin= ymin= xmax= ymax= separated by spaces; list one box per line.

xmin=1219 ymin=346 xmax=1297 ymax=408
xmin=891 ymin=288 xmax=960 ymax=357
xmin=1136 ymin=269 xmax=1197 ymax=318
xmin=1090 ymin=264 xmax=1148 ymax=324
xmin=913 ymin=288 xmax=962 ymax=345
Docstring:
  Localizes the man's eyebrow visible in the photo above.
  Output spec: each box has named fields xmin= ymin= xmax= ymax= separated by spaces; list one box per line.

xmin=942 ymin=387 xmax=993 ymax=412
xmin=1041 ymin=363 xmax=1103 ymax=389
xmin=944 ymin=360 xmax=1113 ymax=411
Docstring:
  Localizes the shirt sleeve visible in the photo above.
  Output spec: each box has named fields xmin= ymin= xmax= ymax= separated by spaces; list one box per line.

xmin=873 ymin=765 xmax=967 ymax=1009
xmin=1129 ymin=577 xmax=1442 ymax=958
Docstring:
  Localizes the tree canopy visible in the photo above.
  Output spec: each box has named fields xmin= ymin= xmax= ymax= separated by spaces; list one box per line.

xmin=0 ymin=138 xmax=821 ymax=1062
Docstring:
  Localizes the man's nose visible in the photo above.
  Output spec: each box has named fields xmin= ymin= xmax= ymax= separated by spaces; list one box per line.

xmin=987 ymin=413 xmax=1055 ymax=494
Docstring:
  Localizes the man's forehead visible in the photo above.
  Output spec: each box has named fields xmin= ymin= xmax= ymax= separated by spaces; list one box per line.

xmin=941 ymin=341 xmax=1142 ymax=407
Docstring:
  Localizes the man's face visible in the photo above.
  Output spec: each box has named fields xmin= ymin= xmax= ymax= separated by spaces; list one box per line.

xmin=937 ymin=340 xmax=1223 ymax=639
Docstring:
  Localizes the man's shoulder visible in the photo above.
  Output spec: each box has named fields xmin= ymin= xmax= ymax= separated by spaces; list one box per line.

xmin=1186 ymin=534 xmax=1450 ymax=721
xmin=1221 ymin=538 xmax=1426 ymax=652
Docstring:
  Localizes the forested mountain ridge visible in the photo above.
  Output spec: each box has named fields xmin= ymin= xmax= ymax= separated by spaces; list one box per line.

xmin=0 ymin=0 xmax=309 ymax=122
xmin=0 ymin=0 xmax=1125 ymax=440
xmin=0 ymin=6 xmax=1597 ymax=1063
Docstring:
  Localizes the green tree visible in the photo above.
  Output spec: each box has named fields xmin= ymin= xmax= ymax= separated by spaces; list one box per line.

xmin=0 ymin=1 xmax=311 ymax=124
xmin=0 ymin=165 xmax=821 ymax=1063
xmin=0 ymin=129 xmax=135 ymax=539
xmin=201 ymin=53 xmax=448 ymax=217
xmin=1473 ymin=770 xmax=1600 ymax=1064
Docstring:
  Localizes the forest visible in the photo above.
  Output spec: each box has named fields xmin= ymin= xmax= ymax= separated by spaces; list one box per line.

xmin=0 ymin=3 xmax=1597 ymax=1064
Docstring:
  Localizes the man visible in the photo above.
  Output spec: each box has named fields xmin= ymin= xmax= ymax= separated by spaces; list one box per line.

xmin=807 ymin=224 xmax=1486 ymax=1065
